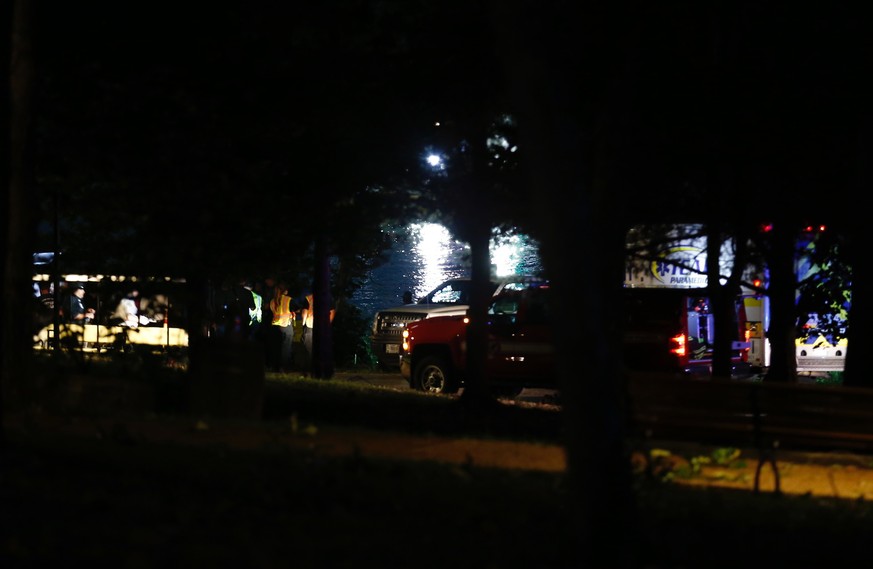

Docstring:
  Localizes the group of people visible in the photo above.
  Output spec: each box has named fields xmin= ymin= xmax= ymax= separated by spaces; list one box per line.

xmin=110 ymin=288 xmax=169 ymax=328
xmin=34 ymin=277 xmax=335 ymax=373
xmin=211 ymin=277 xmax=334 ymax=374
xmin=265 ymin=282 xmax=335 ymax=374
xmin=31 ymin=281 xmax=90 ymax=326
xmin=40 ymin=282 xmax=167 ymax=328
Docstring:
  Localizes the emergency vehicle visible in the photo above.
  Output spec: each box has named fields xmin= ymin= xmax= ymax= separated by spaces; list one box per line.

xmin=621 ymin=287 xmax=750 ymax=375
xmin=625 ymin=224 xmax=847 ymax=375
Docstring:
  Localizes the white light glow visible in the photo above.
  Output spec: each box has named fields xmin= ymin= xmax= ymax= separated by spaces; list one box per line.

xmin=411 ymin=223 xmax=456 ymax=298
xmin=491 ymin=233 xmax=525 ymax=277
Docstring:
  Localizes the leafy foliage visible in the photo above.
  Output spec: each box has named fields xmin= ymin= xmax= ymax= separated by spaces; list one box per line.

xmin=795 ymin=227 xmax=851 ymax=343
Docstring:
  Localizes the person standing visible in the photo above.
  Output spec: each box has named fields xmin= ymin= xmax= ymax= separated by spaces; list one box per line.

xmin=234 ymin=279 xmax=256 ymax=340
xmin=214 ymin=278 xmax=256 ymax=340
xmin=269 ymin=281 xmax=295 ymax=372
xmin=257 ymin=277 xmax=276 ymax=363
xmin=301 ymin=292 xmax=334 ymax=375
xmin=67 ymin=283 xmax=95 ymax=324
xmin=245 ymin=280 xmax=263 ymax=339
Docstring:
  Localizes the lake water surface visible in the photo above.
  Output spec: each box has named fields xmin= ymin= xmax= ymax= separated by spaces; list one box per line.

xmin=351 ymin=223 xmax=543 ymax=319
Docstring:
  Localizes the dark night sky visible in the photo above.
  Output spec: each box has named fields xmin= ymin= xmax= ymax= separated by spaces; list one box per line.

xmin=31 ymin=2 xmax=873 ymax=249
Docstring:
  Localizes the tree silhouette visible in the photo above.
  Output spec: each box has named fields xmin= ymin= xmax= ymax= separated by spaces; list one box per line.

xmin=2 ymin=0 xmax=36 ymax=437
xmin=0 ymin=0 xmax=11 ymax=442
xmin=27 ymin=2 xmax=440 ymax=378
xmin=365 ymin=1 xmax=534 ymax=404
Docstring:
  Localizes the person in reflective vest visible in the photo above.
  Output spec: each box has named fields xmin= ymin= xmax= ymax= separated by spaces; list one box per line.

xmin=269 ymin=282 xmax=295 ymax=372
xmin=245 ymin=281 xmax=263 ymax=338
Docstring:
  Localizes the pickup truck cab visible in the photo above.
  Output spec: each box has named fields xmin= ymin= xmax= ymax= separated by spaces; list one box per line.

xmin=399 ymin=281 xmax=553 ymax=396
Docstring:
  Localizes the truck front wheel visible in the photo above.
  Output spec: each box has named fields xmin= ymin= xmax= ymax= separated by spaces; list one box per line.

xmin=413 ymin=355 xmax=459 ymax=394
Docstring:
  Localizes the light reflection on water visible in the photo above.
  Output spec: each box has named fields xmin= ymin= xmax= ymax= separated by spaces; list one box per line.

xmin=411 ymin=223 xmax=459 ymax=300
xmin=352 ymin=223 xmax=542 ymax=319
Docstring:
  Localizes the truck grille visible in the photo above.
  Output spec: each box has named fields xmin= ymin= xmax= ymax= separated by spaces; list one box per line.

xmin=375 ymin=312 xmax=428 ymax=337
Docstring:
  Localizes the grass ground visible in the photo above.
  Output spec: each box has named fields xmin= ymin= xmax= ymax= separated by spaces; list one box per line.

xmin=3 ymin=358 xmax=873 ymax=567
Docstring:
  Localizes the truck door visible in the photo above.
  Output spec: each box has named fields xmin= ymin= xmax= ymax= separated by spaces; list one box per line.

xmin=685 ymin=295 xmax=750 ymax=372
xmin=485 ymin=289 xmax=554 ymax=385
xmin=685 ymin=296 xmax=714 ymax=366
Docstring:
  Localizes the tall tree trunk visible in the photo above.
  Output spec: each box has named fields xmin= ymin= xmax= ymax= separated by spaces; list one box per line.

xmin=3 ymin=0 xmax=35 ymax=429
xmin=490 ymin=4 xmax=640 ymax=565
xmin=0 ymin=0 xmax=12 ymax=440
xmin=455 ymin=135 xmax=496 ymax=406
xmin=311 ymin=232 xmax=334 ymax=379
xmin=457 ymin=213 xmax=494 ymax=406
xmin=843 ymin=116 xmax=873 ymax=387
xmin=764 ymin=223 xmax=798 ymax=383
xmin=706 ymin=225 xmax=731 ymax=379
xmin=707 ymin=224 xmax=749 ymax=379
xmin=843 ymin=227 xmax=870 ymax=387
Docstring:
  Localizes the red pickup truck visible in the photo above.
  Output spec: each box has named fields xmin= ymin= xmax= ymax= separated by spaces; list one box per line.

xmin=400 ymin=284 xmax=752 ymax=396
xmin=399 ymin=282 xmax=554 ymax=397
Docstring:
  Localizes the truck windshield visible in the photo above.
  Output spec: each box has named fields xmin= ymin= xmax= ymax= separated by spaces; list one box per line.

xmin=419 ymin=281 xmax=467 ymax=304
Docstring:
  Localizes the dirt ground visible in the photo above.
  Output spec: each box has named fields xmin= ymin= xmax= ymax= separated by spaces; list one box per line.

xmin=6 ymin=402 xmax=873 ymax=568
xmin=6 ymin=408 xmax=873 ymax=499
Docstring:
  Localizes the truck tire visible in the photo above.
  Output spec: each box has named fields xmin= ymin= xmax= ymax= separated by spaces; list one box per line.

xmin=413 ymin=355 xmax=459 ymax=394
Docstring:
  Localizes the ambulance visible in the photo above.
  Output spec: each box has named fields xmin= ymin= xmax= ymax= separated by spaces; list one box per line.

xmin=624 ymin=225 xmax=846 ymax=375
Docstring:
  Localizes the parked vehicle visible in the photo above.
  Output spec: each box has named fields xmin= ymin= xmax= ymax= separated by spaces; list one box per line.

xmin=625 ymin=222 xmax=848 ymax=373
xmin=622 ymin=287 xmax=750 ymax=375
xmin=400 ymin=284 xmax=752 ymax=396
xmin=400 ymin=281 xmax=553 ymax=396
xmin=370 ymin=275 xmax=546 ymax=370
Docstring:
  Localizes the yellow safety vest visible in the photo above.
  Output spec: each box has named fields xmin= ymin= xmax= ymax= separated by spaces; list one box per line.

xmin=303 ymin=294 xmax=314 ymax=328
xmin=270 ymin=294 xmax=293 ymax=327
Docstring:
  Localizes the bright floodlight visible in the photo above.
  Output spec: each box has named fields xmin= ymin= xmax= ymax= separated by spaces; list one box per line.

xmin=426 ymin=154 xmax=442 ymax=167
